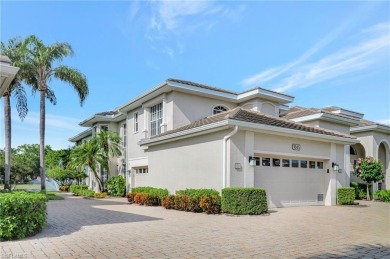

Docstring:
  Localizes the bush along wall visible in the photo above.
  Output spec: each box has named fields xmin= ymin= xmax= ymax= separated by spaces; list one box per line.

xmin=374 ymin=189 xmax=390 ymax=202
xmin=337 ymin=187 xmax=355 ymax=205
xmin=127 ymin=187 xmax=169 ymax=206
xmin=162 ymin=189 xmax=221 ymax=214
xmin=106 ymin=176 xmax=126 ymax=197
xmin=221 ymin=188 xmax=268 ymax=215
xmin=0 ymin=192 xmax=47 ymax=240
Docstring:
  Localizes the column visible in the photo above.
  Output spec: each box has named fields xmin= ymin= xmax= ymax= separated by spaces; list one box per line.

xmin=244 ymin=131 xmax=254 ymax=187
xmin=325 ymin=143 xmax=337 ymax=206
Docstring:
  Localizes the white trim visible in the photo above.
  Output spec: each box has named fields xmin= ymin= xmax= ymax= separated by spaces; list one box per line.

xmin=351 ymin=125 xmax=390 ymax=134
xmin=291 ymin=113 xmax=359 ymax=126
xmin=332 ymin=108 xmax=364 ymax=119
xmin=253 ymin=150 xmax=330 ymax=160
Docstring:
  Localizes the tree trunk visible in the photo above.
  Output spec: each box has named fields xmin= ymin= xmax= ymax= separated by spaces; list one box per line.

xmin=40 ymin=90 xmax=46 ymax=193
xmin=3 ymin=93 xmax=11 ymax=191
xmin=366 ymin=182 xmax=370 ymax=201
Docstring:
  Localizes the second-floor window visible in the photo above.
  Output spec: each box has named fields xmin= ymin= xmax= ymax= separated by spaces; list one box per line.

xmin=150 ymin=103 xmax=162 ymax=136
xmin=101 ymin=125 xmax=108 ymax=131
xmin=134 ymin=113 xmax=138 ymax=133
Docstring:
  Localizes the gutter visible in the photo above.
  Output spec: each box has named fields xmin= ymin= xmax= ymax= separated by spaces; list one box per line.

xmin=223 ymin=126 xmax=238 ymax=188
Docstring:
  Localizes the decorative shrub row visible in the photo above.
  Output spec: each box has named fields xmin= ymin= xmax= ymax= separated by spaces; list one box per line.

xmin=162 ymin=189 xmax=221 ymax=214
xmin=127 ymin=187 xmax=169 ymax=206
xmin=106 ymin=176 xmax=126 ymax=197
xmin=69 ymin=185 xmax=88 ymax=194
xmin=337 ymin=187 xmax=355 ymax=205
xmin=221 ymin=188 xmax=268 ymax=215
xmin=0 ymin=192 xmax=47 ymax=240
xmin=374 ymin=189 xmax=390 ymax=202
xmin=70 ymin=185 xmax=107 ymax=199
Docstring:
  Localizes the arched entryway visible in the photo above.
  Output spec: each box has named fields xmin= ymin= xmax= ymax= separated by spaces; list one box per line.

xmin=378 ymin=141 xmax=390 ymax=190
xmin=350 ymin=143 xmax=366 ymax=184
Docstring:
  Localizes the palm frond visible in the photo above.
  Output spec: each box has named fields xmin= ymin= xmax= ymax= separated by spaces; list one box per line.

xmin=53 ymin=65 xmax=88 ymax=105
xmin=13 ymin=84 xmax=28 ymax=120
xmin=45 ymin=87 xmax=57 ymax=105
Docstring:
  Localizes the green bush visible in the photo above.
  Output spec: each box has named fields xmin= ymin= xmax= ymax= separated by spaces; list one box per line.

xmin=69 ymin=184 xmax=88 ymax=195
xmin=130 ymin=187 xmax=169 ymax=205
xmin=374 ymin=189 xmax=390 ymax=202
xmin=221 ymin=188 xmax=268 ymax=215
xmin=81 ymin=189 xmax=95 ymax=198
xmin=0 ymin=192 xmax=47 ymax=240
xmin=350 ymin=182 xmax=373 ymax=200
xmin=106 ymin=176 xmax=126 ymax=197
xmin=59 ymin=185 xmax=70 ymax=192
xmin=176 ymin=189 xmax=219 ymax=198
xmin=94 ymin=192 xmax=107 ymax=198
xmin=337 ymin=187 xmax=355 ymax=205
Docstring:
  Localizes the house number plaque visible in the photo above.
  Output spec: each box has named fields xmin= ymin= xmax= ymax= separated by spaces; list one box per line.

xmin=292 ymin=144 xmax=301 ymax=151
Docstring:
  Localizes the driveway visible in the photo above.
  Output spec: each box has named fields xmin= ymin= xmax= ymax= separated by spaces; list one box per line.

xmin=1 ymin=193 xmax=389 ymax=259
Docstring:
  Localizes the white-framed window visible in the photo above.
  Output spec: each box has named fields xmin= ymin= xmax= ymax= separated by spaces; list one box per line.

xmin=213 ymin=105 xmax=228 ymax=115
xmin=150 ymin=103 xmax=162 ymax=136
xmin=134 ymin=113 xmax=138 ymax=133
xmin=101 ymin=125 xmax=108 ymax=131
xmin=134 ymin=167 xmax=148 ymax=174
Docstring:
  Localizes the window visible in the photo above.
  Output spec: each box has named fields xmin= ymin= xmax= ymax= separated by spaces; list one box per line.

xmin=134 ymin=167 xmax=148 ymax=174
xmin=317 ymin=162 xmax=324 ymax=169
xmin=150 ymin=103 xmax=163 ymax=136
xmin=282 ymin=159 xmax=290 ymax=167
xmin=213 ymin=105 xmax=228 ymax=115
xmin=309 ymin=161 xmax=316 ymax=169
xmin=300 ymin=160 xmax=307 ymax=168
xmin=272 ymin=158 xmax=280 ymax=167
xmin=262 ymin=158 xmax=270 ymax=166
xmin=292 ymin=160 xmax=299 ymax=168
xmin=134 ymin=113 xmax=138 ymax=133
xmin=101 ymin=125 xmax=108 ymax=131
xmin=350 ymin=146 xmax=357 ymax=155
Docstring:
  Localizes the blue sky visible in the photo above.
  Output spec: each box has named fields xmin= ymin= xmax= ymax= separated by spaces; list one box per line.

xmin=1 ymin=0 xmax=389 ymax=150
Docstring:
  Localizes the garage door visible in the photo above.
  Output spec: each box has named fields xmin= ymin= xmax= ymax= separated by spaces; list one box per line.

xmin=254 ymin=156 xmax=326 ymax=208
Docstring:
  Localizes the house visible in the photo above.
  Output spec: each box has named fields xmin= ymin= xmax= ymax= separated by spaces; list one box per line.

xmin=69 ymin=78 xmax=390 ymax=208
xmin=0 ymin=55 xmax=19 ymax=96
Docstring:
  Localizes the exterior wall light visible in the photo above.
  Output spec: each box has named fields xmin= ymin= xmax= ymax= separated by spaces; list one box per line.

xmin=234 ymin=163 xmax=242 ymax=170
xmin=249 ymin=156 xmax=256 ymax=167
xmin=332 ymin=162 xmax=339 ymax=171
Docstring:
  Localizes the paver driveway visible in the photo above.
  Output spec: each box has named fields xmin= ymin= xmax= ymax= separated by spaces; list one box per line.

xmin=1 ymin=193 xmax=389 ymax=259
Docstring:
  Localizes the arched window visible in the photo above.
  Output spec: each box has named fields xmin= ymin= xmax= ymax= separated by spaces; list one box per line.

xmin=213 ymin=105 xmax=228 ymax=115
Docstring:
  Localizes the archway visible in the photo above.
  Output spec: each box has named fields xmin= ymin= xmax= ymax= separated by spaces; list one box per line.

xmin=350 ymin=143 xmax=366 ymax=184
xmin=378 ymin=141 xmax=390 ymax=190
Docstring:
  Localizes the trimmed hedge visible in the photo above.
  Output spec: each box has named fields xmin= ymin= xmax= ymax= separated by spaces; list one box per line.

xmin=128 ymin=187 xmax=169 ymax=206
xmin=0 ymin=192 xmax=47 ymax=240
xmin=374 ymin=189 xmax=390 ymax=202
xmin=69 ymin=185 xmax=88 ymax=195
xmin=94 ymin=192 xmax=108 ymax=199
xmin=221 ymin=188 xmax=268 ymax=215
xmin=162 ymin=189 xmax=221 ymax=214
xmin=337 ymin=187 xmax=355 ymax=205
xmin=59 ymin=185 xmax=70 ymax=192
xmin=106 ymin=176 xmax=126 ymax=197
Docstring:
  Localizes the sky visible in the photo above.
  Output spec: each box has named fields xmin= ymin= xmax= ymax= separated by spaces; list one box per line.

xmin=0 ymin=0 xmax=389 ymax=150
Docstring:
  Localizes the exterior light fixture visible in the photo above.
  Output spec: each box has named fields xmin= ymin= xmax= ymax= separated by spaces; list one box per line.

xmin=249 ymin=156 xmax=256 ymax=167
xmin=332 ymin=162 xmax=339 ymax=171
xmin=234 ymin=163 xmax=242 ymax=170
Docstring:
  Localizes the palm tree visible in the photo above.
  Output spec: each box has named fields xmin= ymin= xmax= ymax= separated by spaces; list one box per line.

xmin=94 ymin=130 xmax=122 ymax=180
xmin=69 ymin=141 xmax=104 ymax=191
xmin=0 ymin=37 xmax=29 ymax=191
xmin=23 ymin=35 xmax=88 ymax=192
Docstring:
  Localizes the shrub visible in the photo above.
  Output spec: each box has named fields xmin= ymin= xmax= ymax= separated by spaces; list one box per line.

xmin=0 ymin=192 xmax=47 ymax=240
xmin=81 ymin=190 xmax=95 ymax=198
xmin=134 ymin=193 xmax=149 ymax=205
xmin=126 ymin=192 xmax=135 ymax=203
xmin=199 ymin=195 xmax=221 ymax=214
xmin=94 ymin=192 xmax=107 ymax=199
xmin=374 ymin=189 xmax=390 ymax=202
xmin=162 ymin=195 xmax=175 ymax=209
xmin=69 ymin=185 xmax=88 ymax=195
xmin=350 ymin=182 xmax=358 ymax=199
xmin=337 ymin=187 xmax=355 ymax=205
xmin=59 ymin=185 xmax=70 ymax=192
xmin=106 ymin=176 xmax=126 ymax=197
xmin=221 ymin=188 xmax=268 ymax=215
xmin=130 ymin=187 xmax=169 ymax=205
xmin=174 ymin=195 xmax=201 ymax=212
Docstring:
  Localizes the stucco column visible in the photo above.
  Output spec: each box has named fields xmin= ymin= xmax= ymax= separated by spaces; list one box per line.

xmin=344 ymin=145 xmax=351 ymax=187
xmin=244 ymin=131 xmax=254 ymax=187
xmin=161 ymin=98 xmax=167 ymax=133
xmin=142 ymin=107 xmax=149 ymax=138
xmin=325 ymin=143 xmax=337 ymax=206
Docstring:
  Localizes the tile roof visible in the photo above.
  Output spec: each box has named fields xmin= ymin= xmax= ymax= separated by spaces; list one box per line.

xmin=146 ymin=107 xmax=355 ymax=142
xmin=281 ymin=106 xmax=358 ymax=121
xmin=95 ymin=110 xmax=119 ymax=116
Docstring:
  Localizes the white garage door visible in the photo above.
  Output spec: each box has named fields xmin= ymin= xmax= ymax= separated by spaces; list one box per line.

xmin=254 ymin=156 xmax=326 ymax=208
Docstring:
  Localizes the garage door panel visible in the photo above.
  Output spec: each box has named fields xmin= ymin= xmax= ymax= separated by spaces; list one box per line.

xmin=254 ymin=163 xmax=325 ymax=208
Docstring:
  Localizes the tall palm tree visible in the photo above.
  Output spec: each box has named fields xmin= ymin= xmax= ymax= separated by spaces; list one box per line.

xmin=0 ymin=37 xmax=29 ymax=191
xmin=69 ymin=141 xmax=104 ymax=192
xmin=23 ymin=35 xmax=88 ymax=192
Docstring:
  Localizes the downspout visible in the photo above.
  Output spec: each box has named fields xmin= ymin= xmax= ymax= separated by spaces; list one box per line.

xmin=223 ymin=125 xmax=238 ymax=188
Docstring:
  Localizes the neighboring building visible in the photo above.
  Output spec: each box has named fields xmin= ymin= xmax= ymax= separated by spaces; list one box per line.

xmin=0 ymin=55 xmax=19 ymax=96
xmin=70 ymin=78 xmax=390 ymax=208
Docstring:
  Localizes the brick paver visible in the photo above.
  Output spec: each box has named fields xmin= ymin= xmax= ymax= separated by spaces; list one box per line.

xmin=1 ymin=193 xmax=389 ymax=258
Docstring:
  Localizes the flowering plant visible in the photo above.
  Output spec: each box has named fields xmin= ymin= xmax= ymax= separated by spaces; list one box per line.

xmin=353 ymin=156 xmax=383 ymax=200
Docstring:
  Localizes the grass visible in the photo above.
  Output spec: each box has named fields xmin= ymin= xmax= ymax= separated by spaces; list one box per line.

xmin=46 ymin=193 xmax=64 ymax=200
xmin=0 ymin=185 xmax=64 ymax=200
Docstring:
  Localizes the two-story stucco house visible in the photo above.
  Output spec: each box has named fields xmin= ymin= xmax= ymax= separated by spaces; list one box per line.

xmin=69 ymin=78 xmax=390 ymax=208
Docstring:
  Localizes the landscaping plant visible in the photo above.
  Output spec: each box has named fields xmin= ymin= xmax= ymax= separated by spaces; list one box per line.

xmin=337 ymin=187 xmax=355 ymax=205
xmin=353 ymin=157 xmax=383 ymax=200
xmin=106 ymin=175 xmax=126 ymax=196
xmin=221 ymin=187 xmax=268 ymax=215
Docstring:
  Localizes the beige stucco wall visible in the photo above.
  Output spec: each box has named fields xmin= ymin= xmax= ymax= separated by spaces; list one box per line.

xmin=142 ymin=130 xmax=228 ymax=193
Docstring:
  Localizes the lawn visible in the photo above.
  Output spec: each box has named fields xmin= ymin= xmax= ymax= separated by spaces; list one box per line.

xmin=0 ymin=184 xmax=39 ymax=190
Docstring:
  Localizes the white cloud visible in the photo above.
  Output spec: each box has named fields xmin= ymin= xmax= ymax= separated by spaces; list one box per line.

xmin=241 ymin=21 xmax=390 ymax=93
